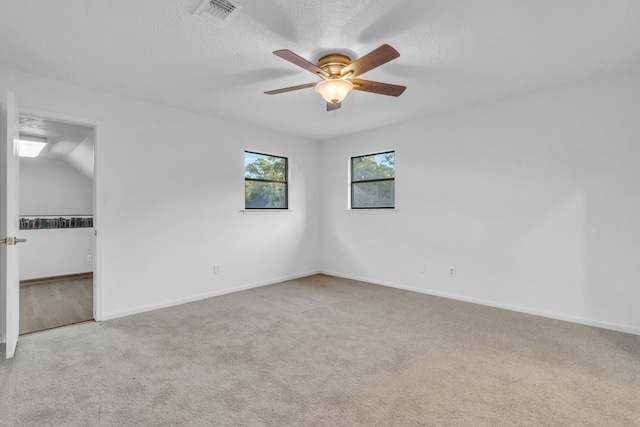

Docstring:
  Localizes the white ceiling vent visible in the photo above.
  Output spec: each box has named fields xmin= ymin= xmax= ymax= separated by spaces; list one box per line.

xmin=193 ymin=0 xmax=241 ymax=25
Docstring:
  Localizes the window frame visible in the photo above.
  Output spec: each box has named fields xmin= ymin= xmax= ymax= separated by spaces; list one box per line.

xmin=350 ymin=150 xmax=395 ymax=210
xmin=244 ymin=151 xmax=289 ymax=210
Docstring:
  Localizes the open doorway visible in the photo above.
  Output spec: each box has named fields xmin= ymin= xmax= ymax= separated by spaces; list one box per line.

xmin=17 ymin=114 xmax=95 ymax=335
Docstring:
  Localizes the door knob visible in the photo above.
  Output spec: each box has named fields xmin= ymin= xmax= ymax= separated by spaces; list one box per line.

xmin=0 ymin=237 xmax=27 ymax=245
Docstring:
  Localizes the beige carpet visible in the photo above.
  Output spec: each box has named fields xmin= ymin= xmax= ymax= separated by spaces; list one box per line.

xmin=20 ymin=276 xmax=93 ymax=335
xmin=1 ymin=274 xmax=639 ymax=426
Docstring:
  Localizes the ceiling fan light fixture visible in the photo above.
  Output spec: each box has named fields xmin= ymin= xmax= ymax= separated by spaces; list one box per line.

xmin=315 ymin=79 xmax=354 ymax=104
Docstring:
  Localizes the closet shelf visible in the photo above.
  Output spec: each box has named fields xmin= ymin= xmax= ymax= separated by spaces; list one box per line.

xmin=20 ymin=216 xmax=93 ymax=230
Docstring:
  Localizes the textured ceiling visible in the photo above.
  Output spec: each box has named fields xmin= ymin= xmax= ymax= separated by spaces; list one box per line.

xmin=1 ymin=0 xmax=640 ymax=141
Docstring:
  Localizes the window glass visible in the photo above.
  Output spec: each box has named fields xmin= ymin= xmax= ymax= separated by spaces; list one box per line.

xmin=245 ymin=151 xmax=288 ymax=209
xmin=351 ymin=151 xmax=395 ymax=209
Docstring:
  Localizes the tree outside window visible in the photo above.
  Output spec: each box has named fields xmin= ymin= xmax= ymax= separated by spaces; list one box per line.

xmin=351 ymin=151 xmax=395 ymax=209
xmin=245 ymin=151 xmax=288 ymax=209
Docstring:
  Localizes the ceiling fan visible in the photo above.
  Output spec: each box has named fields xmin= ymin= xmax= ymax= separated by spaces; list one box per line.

xmin=265 ymin=44 xmax=406 ymax=111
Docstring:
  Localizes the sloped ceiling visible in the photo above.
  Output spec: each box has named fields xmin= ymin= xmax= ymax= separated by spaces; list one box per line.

xmin=19 ymin=116 xmax=94 ymax=180
xmin=1 ymin=0 xmax=640 ymax=141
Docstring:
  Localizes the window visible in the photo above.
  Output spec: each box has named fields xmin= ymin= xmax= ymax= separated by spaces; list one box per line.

xmin=351 ymin=151 xmax=395 ymax=209
xmin=244 ymin=151 xmax=288 ymax=209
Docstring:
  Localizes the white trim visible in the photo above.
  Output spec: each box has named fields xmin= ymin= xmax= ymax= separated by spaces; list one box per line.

xmin=19 ymin=107 xmax=103 ymax=321
xmin=100 ymin=270 xmax=321 ymax=321
xmin=76 ymin=265 xmax=640 ymax=336
xmin=320 ymin=270 xmax=640 ymax=336
xmin=345 ymin=209 xmax=397 ymax=214
xmin=241 ymin=209 xmax=292 ymax=215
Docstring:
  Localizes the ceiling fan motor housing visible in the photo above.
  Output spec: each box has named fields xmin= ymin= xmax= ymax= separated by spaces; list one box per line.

xmin=317 ymin=53 xmax=352 ymax=77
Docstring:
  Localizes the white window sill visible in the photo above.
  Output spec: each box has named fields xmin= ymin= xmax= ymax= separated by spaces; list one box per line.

xmin=241 ymin=209 xmax=293 ymax=215
xmin=345 ymin=209 xmax=397 ymax=214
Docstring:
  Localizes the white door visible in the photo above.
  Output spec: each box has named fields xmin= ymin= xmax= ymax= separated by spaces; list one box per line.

xmin=1 ymin=91 xmax=23 ymax=359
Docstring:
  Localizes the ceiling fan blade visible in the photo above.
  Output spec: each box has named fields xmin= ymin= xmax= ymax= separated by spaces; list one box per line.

xmin=340 ymin=44 xmax=400 ymax=78
xmin=327 ymin=102 xmax=341 ymax=111
xmin=273 ymin=50 xmax=330 ymax=79
xmin=351 ymin=79 xmax=406 ymax=97
xmin=264 ymin=82 xmax=317 ymax=95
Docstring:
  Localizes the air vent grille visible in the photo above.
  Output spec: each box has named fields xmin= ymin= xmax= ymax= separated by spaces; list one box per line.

xmin=193 ymin=0 xmax=240 ymax=24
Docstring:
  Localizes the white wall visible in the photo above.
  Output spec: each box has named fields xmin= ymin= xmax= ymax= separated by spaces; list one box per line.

xmin=320 ymin=71 xmax=640 ymax=334
xmin=4 ymin=64 xmax=639 ymax=335
xmin=20 ymin=157 xmax=93 ymax=215
xmin=1 ymin=66 xmax=321 ymax=320
xmin=19 ymin=157 xmax=94 ymax=280
xmin=19 ymin=228 xmax=94 ymax=280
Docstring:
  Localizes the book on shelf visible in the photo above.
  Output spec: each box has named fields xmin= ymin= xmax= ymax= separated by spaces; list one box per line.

xmin=19 ymin=216 xmax=93 ymax=230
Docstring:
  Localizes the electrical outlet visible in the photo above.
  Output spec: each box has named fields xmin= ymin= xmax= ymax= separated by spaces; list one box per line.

xmin=449 ymin=266 xmax=456 ymax=277
xmin=214 ymin=265 xmax=221 ymax=275
xmin=87 ymin=255 xmax=93 ymax=262
xmin=420 ymin=264 xmax=427 ymax=273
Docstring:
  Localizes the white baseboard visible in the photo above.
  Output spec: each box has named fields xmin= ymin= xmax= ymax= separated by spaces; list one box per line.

xmin=321 ymin=270 xmax=640 ymax=336
xmin=98 ymin=269 xmax=640 ymax=336
xmin=100 ymin=270 xmax=322 ymax=321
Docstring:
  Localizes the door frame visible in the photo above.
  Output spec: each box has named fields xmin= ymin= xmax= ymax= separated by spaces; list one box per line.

xmin=20 ymin=107 xmax=103 ymax=321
